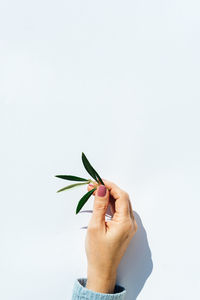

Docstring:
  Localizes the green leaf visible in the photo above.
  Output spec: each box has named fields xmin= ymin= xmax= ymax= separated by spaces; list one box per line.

xmin=76 ymin=187 xmax=97 ymax=214
xmin=56 ymin=181 xmax=90 ymax=193
xmin=93 ymin=171 xmax=104 ymax=186
xmin=81 ymin=152 xmax=97 ymax=181
xmin=55 ymin=175 xmax=89 ymax=182
xmin=81 ymin=152 xmax=104 ymax=185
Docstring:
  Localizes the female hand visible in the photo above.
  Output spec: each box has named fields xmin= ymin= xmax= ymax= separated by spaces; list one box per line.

xmin=85 ymin=179 xmax=137 ymax=294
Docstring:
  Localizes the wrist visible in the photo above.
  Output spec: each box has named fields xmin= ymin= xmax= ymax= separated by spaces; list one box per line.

xmin=86 ymin=268 xmax=117 ymax=294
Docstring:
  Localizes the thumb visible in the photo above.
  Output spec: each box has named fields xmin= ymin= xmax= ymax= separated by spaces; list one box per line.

xmin=90 ymin=185 xmax=109 ymax=227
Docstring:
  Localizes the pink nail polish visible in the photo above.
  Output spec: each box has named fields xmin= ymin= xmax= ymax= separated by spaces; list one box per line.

xmin=89 ymin=183 xmax=94 ymax=187
xmin=97 ymin=185 xmax=106 ymax=197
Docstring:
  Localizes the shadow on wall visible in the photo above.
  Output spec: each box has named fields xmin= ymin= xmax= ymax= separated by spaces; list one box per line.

xmin=116 ymin=211 xmax=153 ymax=300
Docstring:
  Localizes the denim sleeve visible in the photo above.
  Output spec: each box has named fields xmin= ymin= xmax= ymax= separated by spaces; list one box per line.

xmin=72 ymin=278 xmax=126 ymax=300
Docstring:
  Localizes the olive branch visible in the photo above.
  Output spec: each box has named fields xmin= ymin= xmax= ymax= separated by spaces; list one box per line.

xmin=55 ymin=152 xmax=104 ymax=214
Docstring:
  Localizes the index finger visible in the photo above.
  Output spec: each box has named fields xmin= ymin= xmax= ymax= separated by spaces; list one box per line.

xmin=102 ymin=179 xmax=130 ymax=216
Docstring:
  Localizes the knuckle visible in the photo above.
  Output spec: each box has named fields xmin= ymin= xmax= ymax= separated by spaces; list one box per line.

xmin=124 ymin=220 xmax=134 ymax=233
xmin=96 ymin=204 xmax=107 ymax=211
xmin=128 ymin=222 xmax=134 ymax=233
xmin=94 ymin=201 xmax=107 ymax=211
xmin=130 ymin=221 xmax=138 ymax=237
xmin=125 ymin=219 xmax=138 ymax=237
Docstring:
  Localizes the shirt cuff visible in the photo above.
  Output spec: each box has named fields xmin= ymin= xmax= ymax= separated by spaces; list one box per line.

xmin=72 ymin=278 xmax=126 ymax=300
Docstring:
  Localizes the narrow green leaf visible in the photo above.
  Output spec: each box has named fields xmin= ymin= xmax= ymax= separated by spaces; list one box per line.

xmin=93 ymin=170 xmax=104 ymax=186
xmin=81 ymin=152 xmax=104 ymax=185
xmin=81 ymin=152 xmax=97 ymax=181
xmin=76 ymin=187 xmax=97 ymax=214
xmin=55 ymin=175 xmax=89 ymax=182
xmin=57 ymin=181 xmax=89 ymax=193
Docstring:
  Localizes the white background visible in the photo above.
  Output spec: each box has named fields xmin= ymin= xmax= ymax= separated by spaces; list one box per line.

xmin=0 ymin=1 xmax=200 ymax=299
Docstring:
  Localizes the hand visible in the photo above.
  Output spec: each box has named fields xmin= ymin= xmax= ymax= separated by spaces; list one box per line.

xmin=85 ymin=179 xmax=137 ymax=294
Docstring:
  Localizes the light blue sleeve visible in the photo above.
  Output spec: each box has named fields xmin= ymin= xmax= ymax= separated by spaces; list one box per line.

xmin=72 ymin=278 xmax=126 ymax=300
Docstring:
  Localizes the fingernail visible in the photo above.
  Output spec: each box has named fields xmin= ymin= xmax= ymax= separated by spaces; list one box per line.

xmin=89 ymin=183 xmax=94 ymax=187
xmin=97 ymin=185 xmax=107 ymax=197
